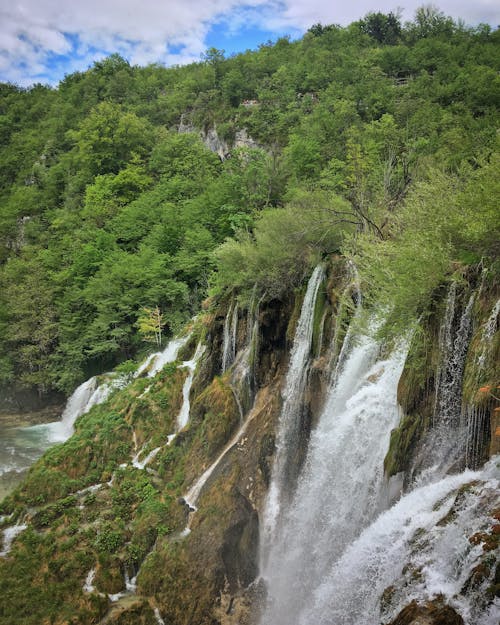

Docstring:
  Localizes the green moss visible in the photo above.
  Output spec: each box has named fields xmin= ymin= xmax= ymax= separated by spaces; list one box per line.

xmin=384 ymin=411 xmax=428 ymax=478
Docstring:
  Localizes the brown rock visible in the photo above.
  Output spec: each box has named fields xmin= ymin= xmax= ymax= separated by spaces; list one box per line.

xmin=387 ymin=599 xmax=464 ymax=625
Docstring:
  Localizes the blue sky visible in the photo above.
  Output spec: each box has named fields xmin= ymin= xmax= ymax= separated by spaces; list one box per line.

xmin=1 ymin=1 xmax=498 ymax=87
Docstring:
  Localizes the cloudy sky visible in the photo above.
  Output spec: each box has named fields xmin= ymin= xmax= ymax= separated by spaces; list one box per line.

xmin=1 ymin=1 xmax=498 ymax=87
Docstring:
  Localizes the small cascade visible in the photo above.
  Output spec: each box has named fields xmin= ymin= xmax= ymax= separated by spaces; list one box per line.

xmin=0 ymin=523 xmax=27 ymax=557
xmin=260 ymin=265 xmax=324 ymax=553
xmin=413 ymin=288 xmax=476 ymax=479
xmin=182 ymin=392 xmax=261 ymax=513
xmin=177 ymin=342 xmax=205 ymax=431
xmin=135 ymin=335 xmax=190 ymax=379
xmin=465 ymin=403 xmax=491 ymax=469
xmin=221 ymin=303 xmax=233 ymax=373
xmin=83 ymin=568 xmax=96 ymax=593
xmin=433 ymin=281 xmax=458 ymax=422
xmin=435 ymin=292 xmax=475 ymax=428
xmin=230 ymin=293 xmax=261 ymax=414
xmin=463 ymin=298 xmax=499 ymax=469
xmin=295 ymin=461 xmax=499 ymax=625
xmin=231 ymin=303 xmax=239 ymax=365
xmin=44 ymin=377 xmax=98 ymax=442
xmin=130 ymin=340 xmax=205 ymax=465
xmin=221 ymin=302 xmax=238 ymax=373
xmin=132 ymin=446 xmax=161 ymax=470
xmin=153 ymin=607 xmax=166 ymax=625
xmin=260 ymin=334 xmax=407 ymax=624
xmin=108 ymin=571 xmax=138 ymax=602
xmin=329 ymin=261 xmax=362 ymax=387
xmin=477 ymin=297 xmax=500 ymax=369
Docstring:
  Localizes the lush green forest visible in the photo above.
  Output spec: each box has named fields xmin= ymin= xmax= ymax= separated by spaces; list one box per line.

xmin=0 ymin=6 xmax=498 ymax=395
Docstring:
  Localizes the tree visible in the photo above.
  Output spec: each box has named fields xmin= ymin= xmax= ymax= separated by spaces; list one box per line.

xmin=359 ymin=12 xmax=402 ymax=45
xmin=137 ymin=306 xmax=165 ymax=347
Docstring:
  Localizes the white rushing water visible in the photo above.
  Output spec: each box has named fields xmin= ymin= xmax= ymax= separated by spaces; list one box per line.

xmin=261 ymin=265 xmax=324 ymax=547
xmin=182 ymin=395 xmax=260 ymax=511
xmin=0 ymin=335 xmax=190 ymax=497
xmin=177 ymin=342 xmax=205 ymax=431
xmin=412 ymin=287 xmax=476 ymax=482
xmin=135 ymin=335 xmax=190 ymax=379
xmin=260 ymin=332 xmax=407 ymax=624
xmin=0 ymin=523 xmax=27 ymax=557
xmin=221 ymin=302 xmax=239 ymax=373
xmin=297 ymin=461 xmax=499 ymax=625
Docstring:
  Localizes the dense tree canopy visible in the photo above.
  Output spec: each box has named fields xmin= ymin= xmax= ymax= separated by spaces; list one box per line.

xmin=0 ymin=7 xmax=498 ymax=393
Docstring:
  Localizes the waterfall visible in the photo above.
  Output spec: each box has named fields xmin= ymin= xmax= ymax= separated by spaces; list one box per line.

xmin=229 ymin=292 xmax=261 ymax=414
xmin=329 ymin=261 xmax=362 ymax=387
xmin=296 ymin=461 xmax=498 ymax=625
xmin=435 ymin=292 xmax=475 ymax=427
xmin=464 ymin=297 xmax=499 ymax=470
xmin=135 ymin=335 xmax=189 ymax=378
xmin=221 ymin=303 xmax=233 ymax=373
xmin=177 ymin=342 xmax=205 ymax=430
xmin=433 ymin=282 xmax=458 ymax=423
xmin=0 ymin=523 xmax=27 ymax=557
xmin=477 ymin=297 xmax=500 ymax=369
xmin=260 ymin=332 xmax=407 ymax=624
xmin=221 ymin=303 xmax=239 ymax=373
xmin=412 ymin=289 xmax=476 ymax=480
xmin=182 ymin=395 xmax=260 ymax=511
xmin=260 ymin=265 xmax=324 ymax=556
xmin=131 ymin=342 xmax=204 ymax=467
xmin=465 ymin=403 xmax=490 ymax=470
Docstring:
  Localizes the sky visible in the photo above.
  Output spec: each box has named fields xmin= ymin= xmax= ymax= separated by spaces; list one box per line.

xmin=1 ymin=1 xmax=498 ymax=87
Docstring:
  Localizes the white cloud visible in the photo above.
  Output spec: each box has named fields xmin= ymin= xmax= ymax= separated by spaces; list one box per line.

xmin=1 ymin=1 xmax=498 ymax=86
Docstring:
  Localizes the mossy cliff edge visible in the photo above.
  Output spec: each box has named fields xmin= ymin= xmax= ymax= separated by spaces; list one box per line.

xmin=0 ymin=260 xmax=352 ymax=625
xmin=0 ymin=260 xmax=498 ymax=625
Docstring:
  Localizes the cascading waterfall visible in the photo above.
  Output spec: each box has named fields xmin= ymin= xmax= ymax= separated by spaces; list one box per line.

xmin=433 ymin=282 xmax=458 ymax=423
xmin=182 ymin=396 xmax=260 ymax=512
xmin=221 ymin=303 xmax=239 ymax=373
xmin=260 ymin=265 xmax=324 ymax=556
xmin=0 ymin=523 xmax=28 ymax=557
xmin=229 ymin=290 xmax=261 ymax=414
xmin=177 ymin=342 xmax=205 ymax=430
xmin=132 ymin=340 xmax=204 ymax=467
xmin=413 ymin=288 xmax=476 ymax=480
xmin=435 ymin=292 xmax=475 ymax=428
xmin=465 ymin=403 xmax=491 ymax=470
xmin=0 ymin=334 xmax=191 ymax=498
xmin=464 ymin=297 xmax=500 ymax=469
xmin=260 ymin=329 xmax=407 ymax=625
xmin=296 ymin=461 xmax=499 ymax=625
xmin=477 ymin=297 xmax=500 ymax=370
xmin=135 ymin=335 xmax=189 ymax=379
xmin=329 ymin=261 xmax=362 ymax=387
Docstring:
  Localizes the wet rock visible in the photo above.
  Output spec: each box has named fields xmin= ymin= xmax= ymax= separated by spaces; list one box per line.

xmin=387 ymin=599 xmax=464 ymax=625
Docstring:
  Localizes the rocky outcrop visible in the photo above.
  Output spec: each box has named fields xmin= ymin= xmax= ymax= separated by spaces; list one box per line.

xmin=387 ymin=599 xmax=464 ymax=625
xmin=178 ymin=115 xmax=261 ymax=160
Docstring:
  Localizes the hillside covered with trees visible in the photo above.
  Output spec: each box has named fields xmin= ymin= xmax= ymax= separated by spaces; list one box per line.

xmin=0 ymin=6 xmax=498 ymax=396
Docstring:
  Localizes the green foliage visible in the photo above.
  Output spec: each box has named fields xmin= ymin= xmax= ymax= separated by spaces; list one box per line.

xmin=0 ymin=9 xmax=498 ymax=395
xmin=214 ymin=192 xmax=345 ymax=300
xmin=354 ymin=151 xmax=500 ymax=338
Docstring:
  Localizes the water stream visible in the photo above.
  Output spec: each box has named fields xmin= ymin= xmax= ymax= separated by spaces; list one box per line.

xmin=260 ymin=333 xmax=407 ymax=624
xmin=261 ymin=265 xmax=324 ymax=549
xmin=0 ymin=335 xmax=190 ymax=498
